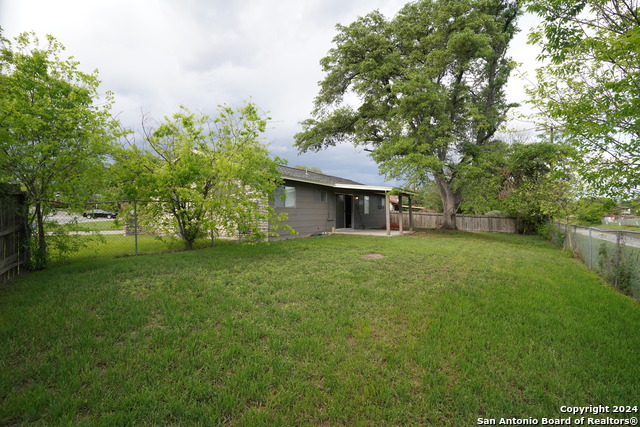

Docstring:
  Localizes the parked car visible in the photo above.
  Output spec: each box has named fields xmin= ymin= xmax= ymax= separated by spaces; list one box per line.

xmin=83 ymin=209 xmax=118 ymax=219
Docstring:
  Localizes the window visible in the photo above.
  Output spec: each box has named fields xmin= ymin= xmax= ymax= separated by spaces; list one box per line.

xmin=364 ymin=196 xmax=370 ymax=215
xmin=314 ymin=190 xmax=327 ymax=203
xmin=274 ymin=185 xmax=296 ymax=208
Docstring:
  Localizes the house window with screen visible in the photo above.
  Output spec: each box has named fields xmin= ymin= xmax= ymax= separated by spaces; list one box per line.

xmin=364 ymin=196 xmax=370 ymax=214
xmin=274 ymin=185 xmax=296 ymax=208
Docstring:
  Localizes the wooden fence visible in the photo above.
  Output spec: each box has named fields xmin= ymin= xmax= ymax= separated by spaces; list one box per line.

xmin=1 ymin=184 xmax=29 ymax=283
xmin=391 ymin=212 xmax=518 ymax=233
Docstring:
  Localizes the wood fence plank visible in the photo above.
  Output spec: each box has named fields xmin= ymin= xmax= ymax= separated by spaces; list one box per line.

xmin=0 ymin=225 xmax=21 ymax=238
xmin=391 ymin=212 xmax=517 ymax=233
xmin=1 ymin=186 xmax=28 ymax=283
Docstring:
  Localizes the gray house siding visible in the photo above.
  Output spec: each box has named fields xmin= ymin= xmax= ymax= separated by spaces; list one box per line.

xmin=271 ymin=181 xmax=389 ymax=240
xmin=271 ymin=181 xmax=336 ymax=240
xmin=267 ymin=165 xmax=405 ymax=241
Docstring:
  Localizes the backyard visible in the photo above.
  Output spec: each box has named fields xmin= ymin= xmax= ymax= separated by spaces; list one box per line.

xmin=1 ymin=232 xmax=639 ymax=425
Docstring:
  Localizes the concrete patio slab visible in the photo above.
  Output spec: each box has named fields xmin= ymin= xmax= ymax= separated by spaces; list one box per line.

xmin=331 ymin=229 xmax=415 ymax=237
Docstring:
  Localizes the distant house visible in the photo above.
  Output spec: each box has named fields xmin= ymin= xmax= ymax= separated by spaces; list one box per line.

xmin=388 ymin=195 xmax=425 ymax=212
xmin=270 ymin=165 xmax=413 ymax=240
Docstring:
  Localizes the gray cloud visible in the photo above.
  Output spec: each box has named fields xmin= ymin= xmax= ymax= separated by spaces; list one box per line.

xmin=1 ymin=0 xmax=539 ymax=188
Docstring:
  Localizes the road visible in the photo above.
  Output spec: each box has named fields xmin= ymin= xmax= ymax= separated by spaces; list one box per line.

xmin=61 ymin=230 xmax=126 ymax=236
xmin=44 ymin=210 xmax=126 ymax=235
xmin=572 ymin=226 xmax=640 ymax=249
xmin=45 ymin=210 xmax=112 ymax=225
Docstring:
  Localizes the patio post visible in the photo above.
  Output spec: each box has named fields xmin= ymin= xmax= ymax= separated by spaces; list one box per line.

xmin=385 ymin=193 xmax=391 ymax=236
xmin=408 ymin=195 xmax=414 ymax=231
xmin=398 ymin=194 xmax=404 ymax=235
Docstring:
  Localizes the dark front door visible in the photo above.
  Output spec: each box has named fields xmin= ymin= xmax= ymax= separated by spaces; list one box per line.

xmin=336 ymin=194 xmax=353 ymax=229
xmin=336 ymin=195 xmax=345 ymax=228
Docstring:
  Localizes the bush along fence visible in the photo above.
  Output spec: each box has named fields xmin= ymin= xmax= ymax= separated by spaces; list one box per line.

xmin=550 ymin=223 xmax=640 ymax=299
xmin=391 ymin=212 xmax=518 ymax=233
xmin=0 ymin=185 xmax=29 ymax=283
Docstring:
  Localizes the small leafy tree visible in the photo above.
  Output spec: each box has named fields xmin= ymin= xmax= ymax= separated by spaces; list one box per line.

xmin=0 ymin=31 xmax=118 ymax=268
xmin=456 ymin=139 xmax=511 ymax=215
xmin=575 ymin=197 xmax=616 ymax=225
xmin=295 ymin=0 xmax=521 ymax=229
xmin=112 ymin=103 xmax=290 ymax=249
xmin=499 ymin=141 xmax=578 ymax=233
xmin=526 ymin=0 xmax=640 ymax=196
xmin=414 ymin=181 xmax=444 ymax=212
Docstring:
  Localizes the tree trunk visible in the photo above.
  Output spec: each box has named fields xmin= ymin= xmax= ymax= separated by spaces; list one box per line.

xmin=436 ymin=178 xmax=460 ymax=230
xmin=177 ymin=223 xmax=194 ymax=250
xmin=34 ymin=203 xmax=47 ymax=269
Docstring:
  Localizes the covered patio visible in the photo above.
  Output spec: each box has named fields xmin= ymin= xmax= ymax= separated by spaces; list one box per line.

xmin=332 ymin=185 xmax=416 ymax=236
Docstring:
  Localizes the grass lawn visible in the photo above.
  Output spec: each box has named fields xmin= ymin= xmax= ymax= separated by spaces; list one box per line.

xmin=73 ymin=220 xmax=124 ymax=232
xmin=595 ymin=223 xmax=640 ymax=232
xmin=48 ymin=234 xmax=219 ymax=266
xmin=1 ymin=232 xmax=639 ymax=425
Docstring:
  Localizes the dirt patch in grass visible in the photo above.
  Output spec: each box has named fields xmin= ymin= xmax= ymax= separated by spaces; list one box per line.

xmin=361 ymin=253 xmax=385 ymax=259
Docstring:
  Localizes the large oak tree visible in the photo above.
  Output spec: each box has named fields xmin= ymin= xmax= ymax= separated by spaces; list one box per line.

xmin=295 ymin=0 xmax=521 ymax=229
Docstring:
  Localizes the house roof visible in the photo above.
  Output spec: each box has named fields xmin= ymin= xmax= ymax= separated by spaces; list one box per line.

xmin=277 ymin=165 xmax=406 ymax=195
xmin=277 ymin=165 xmax=363 ymax=186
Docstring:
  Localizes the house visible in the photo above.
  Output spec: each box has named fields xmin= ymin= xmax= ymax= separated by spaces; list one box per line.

xmin=270 ymin=165 xmax=414 ymax=240
xmin=388 ymin=195 xmax=426 ymax=212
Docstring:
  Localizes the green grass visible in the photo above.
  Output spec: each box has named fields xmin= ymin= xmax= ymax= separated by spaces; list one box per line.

xmin=595 ymin=223 xmax=640 ymax=232
xmin=73 ymin=220 xmax=124 ymax=232
xmin=48 ymin=234 xmax=219 ymax=266
xmin=2 ymin=232 xmax=639 ymax=425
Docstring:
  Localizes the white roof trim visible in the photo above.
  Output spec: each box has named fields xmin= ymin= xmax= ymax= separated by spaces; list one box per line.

xmin=334 ymin=183 xmax=394 ymax=192
xmin=282 ymin=175 xmax=400 ymax=193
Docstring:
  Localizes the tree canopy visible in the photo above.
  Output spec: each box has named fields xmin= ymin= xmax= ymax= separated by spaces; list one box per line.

xmin=445 ymin=135 xmax=579 ymax=232
xmin=295 ymin=0 xmax=521 ymax=229
xmin=498 ymin=141 xmax=578 ymax=232
xmin=526 ymin=0 xmax=640 ymax=196
xmin=0 ymin=30 xmax=118 ymax=268
xmin=111 ymin=103 xmax=290 ymax=249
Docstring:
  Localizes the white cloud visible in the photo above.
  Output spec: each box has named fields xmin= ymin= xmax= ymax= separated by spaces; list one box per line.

xmin=1 ymin=0 xmax=539 ymax=187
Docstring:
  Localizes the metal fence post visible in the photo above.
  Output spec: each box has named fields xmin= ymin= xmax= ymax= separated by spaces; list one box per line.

xmin=134 ymin=200 xmax=139 ymax=256
xmin=589 ymin=227 xmax=593 ymax=268
xmin=614 ymin=231 xmax=621 ymax=289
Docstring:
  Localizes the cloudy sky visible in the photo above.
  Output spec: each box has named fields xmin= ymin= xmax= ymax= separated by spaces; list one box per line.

xmin=0 ymin=0 xmax=541 ymax=186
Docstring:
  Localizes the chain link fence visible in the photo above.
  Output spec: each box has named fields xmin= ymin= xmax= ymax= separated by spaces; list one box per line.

xmin=602 ymin=217 xmax=640 ymax=226
xmin=43 ymin=200 xmax=259 ymax=263
xmin=550 ymin=223 xmax=640 ymax=299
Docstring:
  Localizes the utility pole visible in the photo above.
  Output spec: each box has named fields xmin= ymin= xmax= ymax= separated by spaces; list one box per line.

xmin=535 ymin=123 xmax=556 ymax=144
